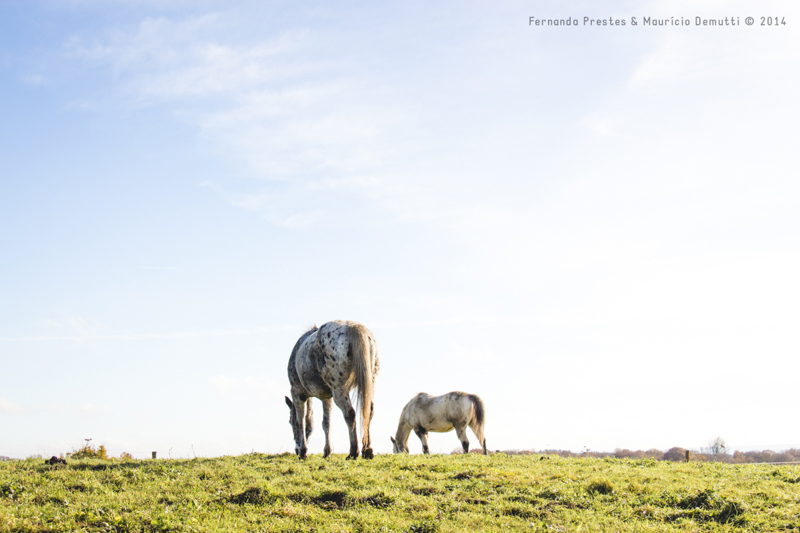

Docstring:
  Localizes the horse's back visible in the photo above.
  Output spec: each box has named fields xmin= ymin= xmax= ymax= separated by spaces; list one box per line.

xmin=290 ymin=320 xmax=378 ymax=399
xmin=412 ymin=391 xmax=472 ymax=409
xmin=404 ymin=391 xmax=475 ymax=432
xmin=316 ymin=320 xmax=377 ymax=355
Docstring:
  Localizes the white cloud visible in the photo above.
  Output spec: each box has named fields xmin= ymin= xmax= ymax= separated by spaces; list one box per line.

xmin=0 ymin=397 xmax=26 ymax=415
xmin=210 ymin=375 xmax=237 ymax=396
xmin=630 ymin=32 xmax=723 ymax=84
xmin=62 ymin=12 xmax=431 ymax=227
xmin=21 ymin=73 xmax=47 ymax=85
xmin=68 ymin=14 xmax=401 ymax=186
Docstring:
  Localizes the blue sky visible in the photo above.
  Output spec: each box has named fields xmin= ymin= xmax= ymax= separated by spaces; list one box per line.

xmin=2 ymin=0 xmax=799 ymax=458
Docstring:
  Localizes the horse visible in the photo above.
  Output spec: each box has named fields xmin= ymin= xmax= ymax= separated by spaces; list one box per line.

xmin=285 ymin=320 xmax=380 ymax=460
xmin=391 ymin=391 xmax=487 ymax=455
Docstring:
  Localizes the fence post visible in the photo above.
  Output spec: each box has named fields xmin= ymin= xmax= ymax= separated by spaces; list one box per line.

xmin=685 ymin=450 xmax=690 ymax=462
xmin=152 ymin=451 xmax=157 ymax=459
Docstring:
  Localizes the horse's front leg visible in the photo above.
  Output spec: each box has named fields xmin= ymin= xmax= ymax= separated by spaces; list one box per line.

xmin=414 ymin=427 xmax=430 ymax=455
xmin=322 ymin=398 xmax=333 ymax=458
xmin=305 ymin=400 xmax=314 ymax=441
xmin=333 ymin=391 xmax=359 ymax=459
xmin=293 ymin=399 xmax=309 ymax=459
xmin=455 ymin=426 xmax=470 ymax=454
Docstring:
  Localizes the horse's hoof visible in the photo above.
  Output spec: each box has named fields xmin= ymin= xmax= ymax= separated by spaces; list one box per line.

xmin=346 ymin=454 xmax=358 ymax=460
xmin=362 ymin=448 xmax=374 ymax=460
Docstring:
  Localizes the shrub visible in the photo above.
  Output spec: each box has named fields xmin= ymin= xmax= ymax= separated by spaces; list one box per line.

xmin=68 ymin=444 xmax=109 ymax=460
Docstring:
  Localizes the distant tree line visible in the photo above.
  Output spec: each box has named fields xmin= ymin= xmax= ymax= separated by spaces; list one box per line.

xmin=497 ymin=447 xmax=800 ymax=464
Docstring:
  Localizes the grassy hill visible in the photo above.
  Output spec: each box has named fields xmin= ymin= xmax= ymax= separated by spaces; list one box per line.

xmin=2 ymin=452 xmax=798 ymax=532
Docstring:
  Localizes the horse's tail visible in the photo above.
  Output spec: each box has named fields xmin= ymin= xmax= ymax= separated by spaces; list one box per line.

xmin=468 ymin=394 xmax=488 ymax=454
xmin=346 ymin=323 xmax=376 ymax=445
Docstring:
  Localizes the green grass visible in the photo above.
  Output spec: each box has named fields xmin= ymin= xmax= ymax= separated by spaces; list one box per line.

xmin=2 ymin=453 xmax=799 ymax=532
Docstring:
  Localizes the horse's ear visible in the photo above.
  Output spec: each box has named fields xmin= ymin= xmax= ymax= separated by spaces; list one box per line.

xmin=285 ymin=396 xmax=293 ymax=408
xmin=390 ymin=436 xmax=396 ymax=445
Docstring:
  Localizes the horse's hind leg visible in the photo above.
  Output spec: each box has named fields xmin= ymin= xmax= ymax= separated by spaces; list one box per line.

xmin=361 ymin=401 xmax=375 ymax=459
xmin=469 ymin=421 xmax=487 ymax=455
xmin=455 ymin=425 xmax=470 ymax=454
xmin=322 ymin=398 xmax=333 ymax=458
xmin=333 ymin=390 xmax=359 ymax=459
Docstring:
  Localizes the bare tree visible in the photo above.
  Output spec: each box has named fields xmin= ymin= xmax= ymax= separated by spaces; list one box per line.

xmin=708 ymin=437 xmax=727 ymax=461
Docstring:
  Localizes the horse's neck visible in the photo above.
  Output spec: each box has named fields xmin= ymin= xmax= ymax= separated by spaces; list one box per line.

xmin=395 ymin=420 xmax=412 ymax=444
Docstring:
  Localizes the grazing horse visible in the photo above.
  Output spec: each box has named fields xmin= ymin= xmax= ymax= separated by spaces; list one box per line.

xmin=285 ymin=320 xmax=380 ymax=459
xmin=391 ymin=392 xmax=487 ymax=455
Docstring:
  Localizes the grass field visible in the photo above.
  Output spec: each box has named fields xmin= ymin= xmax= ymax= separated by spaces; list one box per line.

xmin=2 ymin=453 xmax=799 ymax=532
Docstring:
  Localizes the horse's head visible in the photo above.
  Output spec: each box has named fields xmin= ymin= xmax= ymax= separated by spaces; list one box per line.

xmin=285 ymin=396 xmax=301 ymax=455
xmin=390 ymin=436 xmax=408 ymax=454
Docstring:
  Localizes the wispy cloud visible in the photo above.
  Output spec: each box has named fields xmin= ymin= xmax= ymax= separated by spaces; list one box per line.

xmin=70 ymin=15 xmax=309 ymax=93
xmin=21 ymin=73 xmax=47 ymax=85
xmin=67 ymin=14 xmax=400 ymax=172
xmin=63 ymin=12 xmax=428 ymax=226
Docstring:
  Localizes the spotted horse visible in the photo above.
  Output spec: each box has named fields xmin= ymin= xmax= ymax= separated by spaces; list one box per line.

xmin=285 ymin=320 xmax=380 ymax=459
